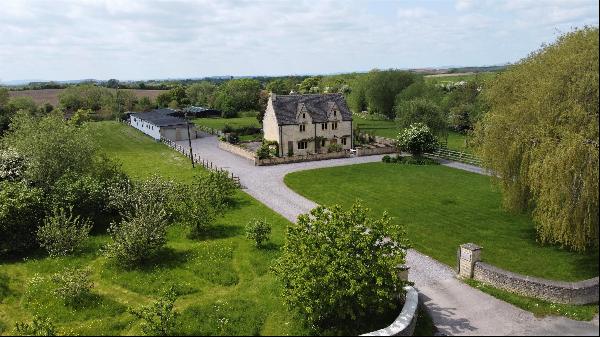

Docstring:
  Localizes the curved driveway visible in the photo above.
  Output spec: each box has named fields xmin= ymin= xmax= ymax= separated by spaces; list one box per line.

xmin=176 ymin=134 xmax=599 ymax=336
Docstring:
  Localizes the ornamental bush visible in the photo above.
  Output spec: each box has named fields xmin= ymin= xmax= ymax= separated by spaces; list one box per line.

xmin=245 ymin=218 xmax=272 ymax=247
xmin=272 ymin=202 xmax=410 ymax=332
xmin=327 ymin=143 xmax=343 ymax=153
xmin=51 ymin=267 xmax=94 ymax=305
xmin=256 ymin=143 xmax=272 ymax=160
xmin=104 ymin=204 xmax=169 ymax=267
xmin=396 ymin=123 xmax=438 ymax=156
xmin=37 ymin=207 xmax=92 ymax=257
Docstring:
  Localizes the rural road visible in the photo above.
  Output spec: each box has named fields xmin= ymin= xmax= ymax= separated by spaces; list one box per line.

xmin=176 ymin=133 xmax=599 ymax=336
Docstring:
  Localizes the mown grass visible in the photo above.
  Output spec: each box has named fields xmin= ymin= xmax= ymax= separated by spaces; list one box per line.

xmin=1 ymin=122 xmax=433 ymax=336
xmin=464 ymin=279 xmax=599 ymax=321
xmin=284 ymin=163 xmax=598 ymax=281
xmin=193 ymin=116 xmax=260 ymax=131
xmin=353 ymin=115 xmax=472 ymax=153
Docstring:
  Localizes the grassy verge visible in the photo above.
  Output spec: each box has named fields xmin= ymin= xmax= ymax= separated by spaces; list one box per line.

xmin=284 ymin=163 xmax=598 ymax=281
xmin=464 ymin=279 xmax=599 ymax=321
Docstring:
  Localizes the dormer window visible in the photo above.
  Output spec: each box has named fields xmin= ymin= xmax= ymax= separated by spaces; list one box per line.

xmin=303 ymin=113 xmax=306 ymax=118
xmin=334 ymin=111 xmax=337 ymax=117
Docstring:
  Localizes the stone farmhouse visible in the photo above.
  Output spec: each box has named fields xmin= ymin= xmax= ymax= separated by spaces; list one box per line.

xmin=129 ymin=108 xmax=198 ymax=141
xmin=263 ymin=93 xmax=353 ymax=156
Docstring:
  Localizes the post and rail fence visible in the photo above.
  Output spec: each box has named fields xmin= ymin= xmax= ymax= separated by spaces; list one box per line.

xmin=161 ymin=137 xmax=242 ymax=188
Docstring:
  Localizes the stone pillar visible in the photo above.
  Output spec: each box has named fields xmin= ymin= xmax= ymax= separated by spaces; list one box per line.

xmin=458 ymin=243 xmax=482 ymax=279
xmin=397 ymin=264 xmax=410 ymax=282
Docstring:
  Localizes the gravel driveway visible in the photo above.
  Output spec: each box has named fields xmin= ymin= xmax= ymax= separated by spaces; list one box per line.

xmin=176 ymin=134 xmax=599 ymax=336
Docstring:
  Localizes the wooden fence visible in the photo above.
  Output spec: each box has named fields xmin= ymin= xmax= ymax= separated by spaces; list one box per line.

xmin=161 ymin=137 xmax=242 ymax=188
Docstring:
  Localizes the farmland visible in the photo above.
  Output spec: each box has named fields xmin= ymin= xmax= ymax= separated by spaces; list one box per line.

xmin=8 ymin=89 xmax=167 ymax=106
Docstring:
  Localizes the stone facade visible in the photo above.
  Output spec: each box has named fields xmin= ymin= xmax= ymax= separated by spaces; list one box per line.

xmin=457 ymin=243 xmax=599 ymax=305
xmin=263 ymin=93 xmax=353 ymax=157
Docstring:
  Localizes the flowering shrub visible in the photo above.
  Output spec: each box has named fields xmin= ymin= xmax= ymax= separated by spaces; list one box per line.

xmin=0 ymin=148 xmax=25 ymax=182
xmin=245 ymin=219 xmax=272 ymax=247
xmin=396 ymin=123 xmax=438 ymax=156
xmin=51 ymin=267 xmax=94 ymax=305
xmin=273 ymin=202 xmax=410 ymax=332
xmin=15 ymin=315 xmax=57 ymax=336
xmin=37 ymin=207 xmax=92 ymax=257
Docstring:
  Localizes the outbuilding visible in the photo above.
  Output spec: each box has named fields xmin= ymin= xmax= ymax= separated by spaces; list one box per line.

xmin=129 ymin=108 xmax=197 ymax=141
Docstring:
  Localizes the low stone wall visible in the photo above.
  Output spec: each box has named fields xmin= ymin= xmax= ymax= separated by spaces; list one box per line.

xmin=458 ymin=243 xmax=599 ymax=305
xmin=361 ymin=286 xmax=419 ymax=337
xmin=357 ymin=146 xmax=397 ymax=156
xmin=218 ymin=141 xmax=255 ymax=161
xmin=473 ymin=263 xmax=599 ymax=305
xmin=256 ymin=151 xmax=349 ymax=166
xmin=374 ymin=135 xmax=396 ymax=146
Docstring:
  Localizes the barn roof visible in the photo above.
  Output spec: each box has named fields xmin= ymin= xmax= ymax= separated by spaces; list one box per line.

xmin=129 ymin=108 xmax=189 ymax=127
xmin=271 ymin=93 xmax=352 ymax=125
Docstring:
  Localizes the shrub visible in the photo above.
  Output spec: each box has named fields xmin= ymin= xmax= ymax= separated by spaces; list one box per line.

xmin=14 ymin=316 xmax=57 ymax=336
xmin=51 ymin=267 xmax=94 ymax=305
xmin=0 ymin=181 xmax=45 ymax=255
xmin=130 ymin=286 xmax=179 ymax=336
xmin=192 ymin=171 xmax=237 ymax=214
xmin=396 ymin=123 xmax=438 ymax=157
xmin=272 ymin=202 xmax=410 ymax=332
xmin=37 ymin=207 xmax=92 ymax=257
xmin=109 ymin=175 xmax=177 ymax=220
xmin=104 ymin=205 xmax=169 ymax=267
xmin=245 ymin=219 xmax=272 ymax=247
xmin=0 ymin=148 xmax=26 ymax=182
xmin=256 ymin=143 xmax=272 ymax=160
xmin=176 ymin=186 xmax=217 ymax=237
xmin=327 ymin=143 xmax=343 ymax=153
xmin=382 ymin=155 xmax=392 ymax=163
xmin=397 ymin=156 xmax=439 ymax=165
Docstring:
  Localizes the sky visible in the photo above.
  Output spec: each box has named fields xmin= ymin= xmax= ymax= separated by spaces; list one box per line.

xmin=0 ymin=0 xmax=598 ymax=82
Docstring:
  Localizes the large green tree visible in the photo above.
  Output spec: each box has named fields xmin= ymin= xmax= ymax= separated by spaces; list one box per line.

xmin=364 ymin=70 xmax=419 ymax=119
xmin=395 ymin=98 xmax=447 ymax=137
xmin=213 ymin=79 xmax=261 ymax=117
xmin=186 ymin=81 xmax=217 ymax=107
xmin=474 ymin=27 xmax=599 ymax=251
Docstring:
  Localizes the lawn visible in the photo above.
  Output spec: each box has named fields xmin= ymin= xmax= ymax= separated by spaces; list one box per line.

xmin=353 ymin=115 xmax=472 ymax=153
xmin=0 ymin=121 xmax=309 ymax=336
xmin=284 ymin=163 xmax=598 ymax=281
xmin=193 ymin=116 xmax=260 ymax=131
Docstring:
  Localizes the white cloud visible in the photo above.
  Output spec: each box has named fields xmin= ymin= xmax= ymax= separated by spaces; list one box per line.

xmin=0 ymin=0 xmax=597 ymax=81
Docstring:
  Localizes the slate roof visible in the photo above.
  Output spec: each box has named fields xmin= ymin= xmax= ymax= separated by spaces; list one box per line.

xmin=272 ymin=93 xmax=352 ymax=125
xmin=129 ymin=108 xmax=189 ymax=127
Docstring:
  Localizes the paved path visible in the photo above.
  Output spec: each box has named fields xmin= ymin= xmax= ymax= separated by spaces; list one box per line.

xmin=176 ymin=134 xmax=599 ymax=336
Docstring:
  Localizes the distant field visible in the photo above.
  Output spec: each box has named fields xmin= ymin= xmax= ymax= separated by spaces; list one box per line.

xmin=193 ymin=116 xmax=260 ymax=130
xmin=8 ymin=89 xmax=167 ymax=106
xmin=424 ymin=72 xmax=498 ymax=84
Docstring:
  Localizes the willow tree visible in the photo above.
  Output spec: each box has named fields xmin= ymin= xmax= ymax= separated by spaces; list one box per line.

xmin=474 ymin=27 xmax=599 ymax=252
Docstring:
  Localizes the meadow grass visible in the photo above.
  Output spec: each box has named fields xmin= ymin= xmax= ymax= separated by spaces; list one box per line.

xmin=0 ymin=122 xmax=310 ymax=335
xmin=284 ymin=163 xmax=598 ymax=281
